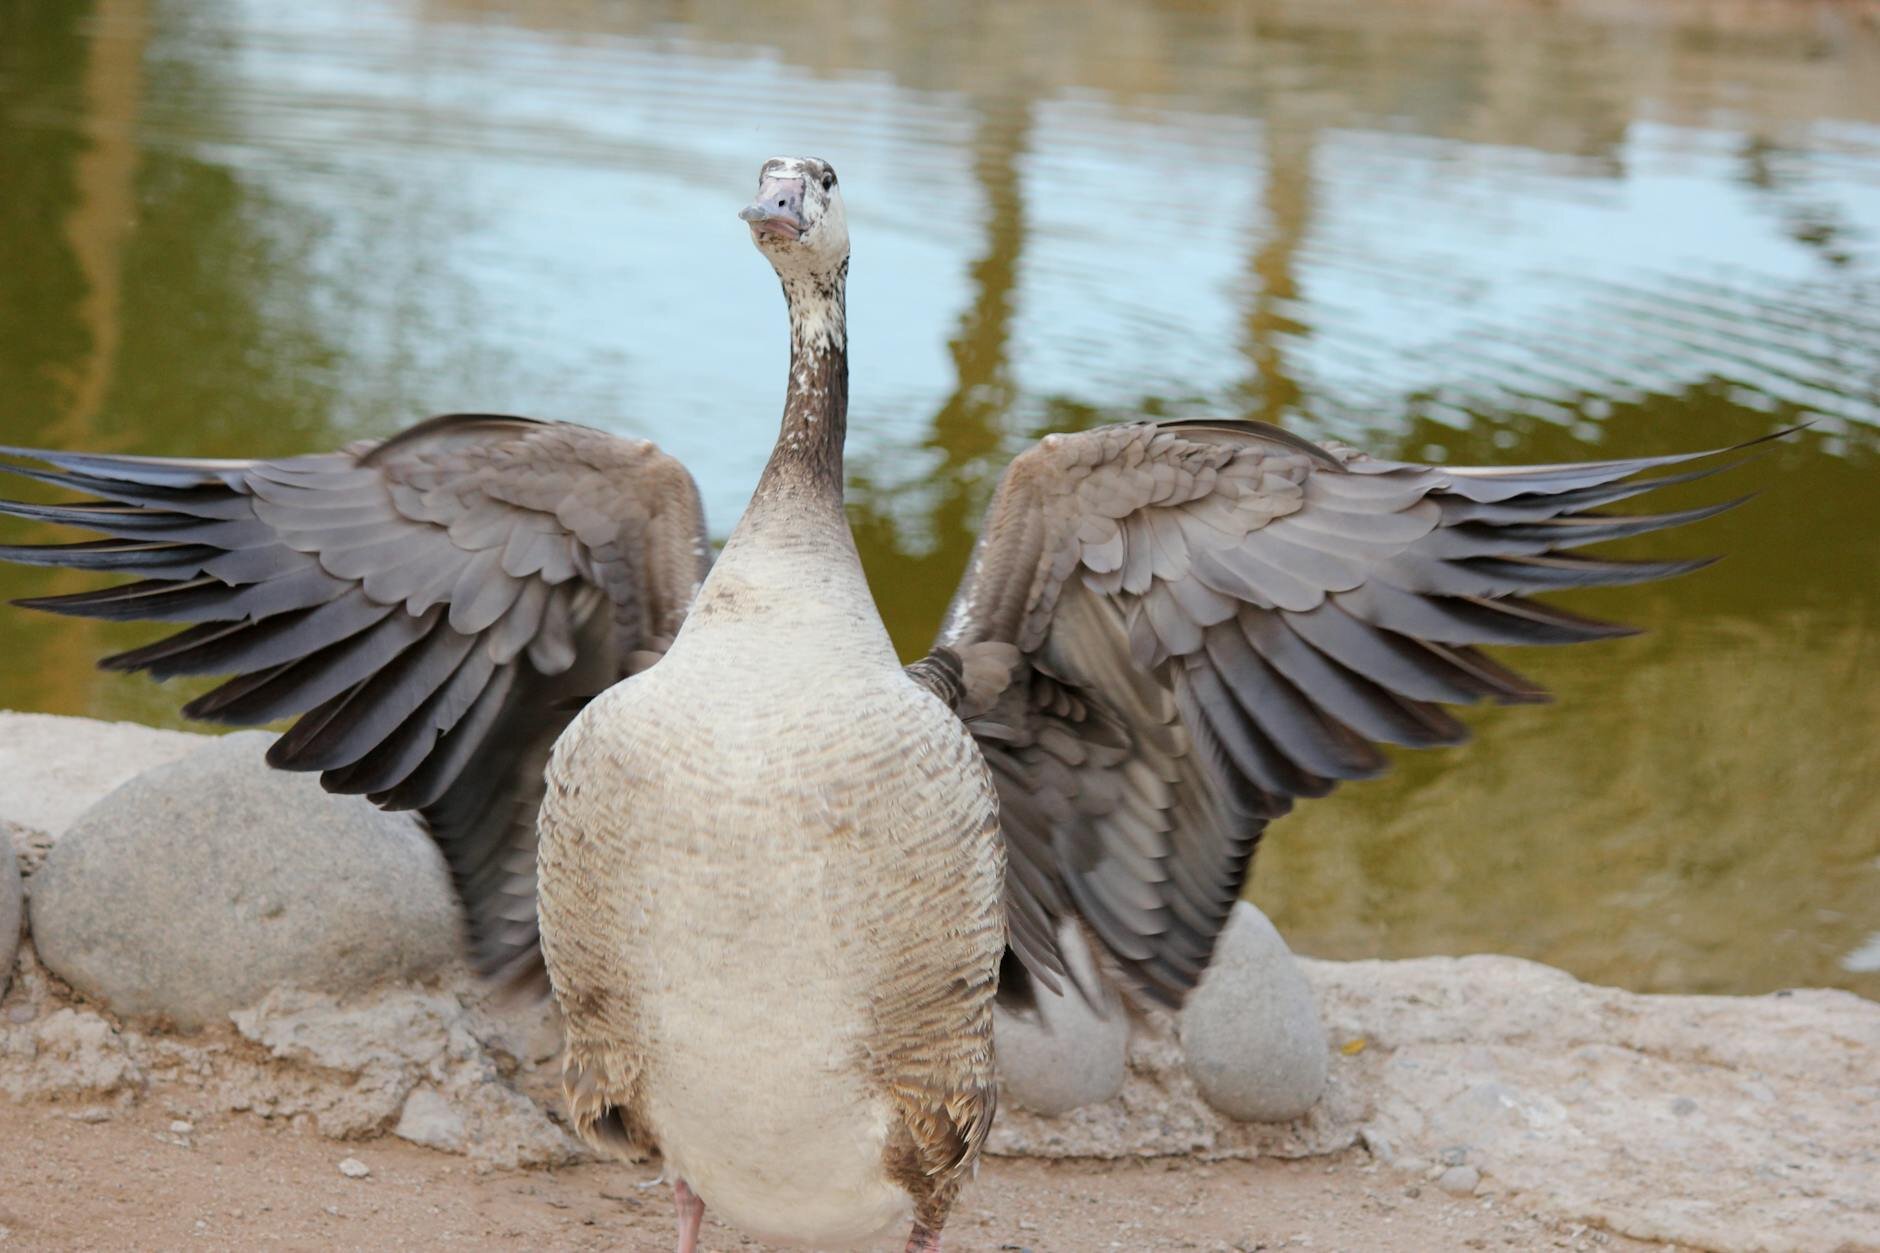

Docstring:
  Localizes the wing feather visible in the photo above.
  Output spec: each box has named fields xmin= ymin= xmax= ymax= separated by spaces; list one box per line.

xmin=0 ymin=415 xmax=709 ymax=989
xmin=924 ymin=418 xmax=1786 ymax=1008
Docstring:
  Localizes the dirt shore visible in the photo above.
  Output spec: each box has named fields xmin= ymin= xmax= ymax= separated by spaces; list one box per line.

xmin=0 ymin=1100 xmax=1656 ymax=1253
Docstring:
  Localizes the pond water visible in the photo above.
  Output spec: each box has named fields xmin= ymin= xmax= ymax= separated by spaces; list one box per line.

xmin=1 ymin=0 xmax=1874 ymax=998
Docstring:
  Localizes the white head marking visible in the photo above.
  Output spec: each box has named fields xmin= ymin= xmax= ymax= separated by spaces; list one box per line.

xmin=743 ymin=156 xmax=850 ymax=353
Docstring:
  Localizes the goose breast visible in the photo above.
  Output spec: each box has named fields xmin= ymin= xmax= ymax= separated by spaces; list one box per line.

xmin=537 ymin=616 xmax=1004 ymax=1247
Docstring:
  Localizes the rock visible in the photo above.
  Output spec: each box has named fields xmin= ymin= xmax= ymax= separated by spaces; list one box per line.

xmin=1438 ymin=1164 xmax=1481 ymax=1196
xmin=15 ymin=978 xmax=566 ymax=1163
xmin=29 ymin=731 xmax=460 ymax=1028
xmin=1178 ymin=903 xmax=1327 ymax=1122
xmin=1 ymin=837 xmax=18 ymax=999
xmin=0 ymin=712 xmax=204 ymax=838
xmin=228 ymin=985 xmax=586 ymax=1168
xmin=992 ymin=925 xmax=1129 ymax=1116
xmin=337 ymin=1157 xmax=370 ymax=1179
xmin=986 ymin=1005 xmax=1362 ymax=1161
xmin=395 ymin=1085 xmax=468 ymax=1152
xmin=1316 ymin=955 xmax=1880 ymax=1253
xmin=0 ymin=1006 xmax=140 ymax=1100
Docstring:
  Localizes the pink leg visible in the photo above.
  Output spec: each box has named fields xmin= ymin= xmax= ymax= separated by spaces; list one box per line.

xmin=904 ymin=1221 xmax=943 ymax=1252
xmin=673 ymin=1178 xmax=705 ymax=1253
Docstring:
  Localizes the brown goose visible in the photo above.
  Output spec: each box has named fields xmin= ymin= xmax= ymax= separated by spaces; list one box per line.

xmin=0 ymin=155 xmax=1779 ymax=1251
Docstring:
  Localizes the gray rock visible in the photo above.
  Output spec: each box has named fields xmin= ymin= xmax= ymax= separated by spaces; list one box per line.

xmin=0 ymin=712 xmax=205 ymax=838
xmin=1 ymin=839 xmax=18 ymax=1000
xmin=985 ymin=1005 xmax=1359 ymax=1162
xmin=993 ymin=924 xmax=1129 ymax=1115
xmin=1178 ymin=902 xmax=1327 ymax=1122
xmin=29 ymin=731 xmax=461 ymax=1028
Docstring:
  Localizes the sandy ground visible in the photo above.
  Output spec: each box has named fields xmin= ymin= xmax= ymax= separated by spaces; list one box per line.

xmin=0 ymin=1102 xmax=1659 ymax=1253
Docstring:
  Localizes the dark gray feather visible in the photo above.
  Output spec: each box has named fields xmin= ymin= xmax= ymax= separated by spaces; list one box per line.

xmin=0 ymin=416 xmax=710 ymax=989
xmin=924 ymin=417 xmax=1780 ymax=1011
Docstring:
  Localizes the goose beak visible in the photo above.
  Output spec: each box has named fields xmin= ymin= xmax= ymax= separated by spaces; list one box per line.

xmin=741 ymin=176 xmax=808 ymax=242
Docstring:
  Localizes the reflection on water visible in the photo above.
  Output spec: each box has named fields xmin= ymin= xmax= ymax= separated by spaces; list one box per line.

xmin=0 ymin=0 xmax=1874 ymax=997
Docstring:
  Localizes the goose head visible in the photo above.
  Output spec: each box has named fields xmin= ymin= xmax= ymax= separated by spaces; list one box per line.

xmin=740 ymin=156 xmax=849 ymax=280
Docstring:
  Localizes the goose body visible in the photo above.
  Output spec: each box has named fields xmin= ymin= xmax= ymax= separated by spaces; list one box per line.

xmin=0 ymin=155 xmax=1792 ymax=1251
xmin=541 ymin=495 xmax=1002 ymax=1247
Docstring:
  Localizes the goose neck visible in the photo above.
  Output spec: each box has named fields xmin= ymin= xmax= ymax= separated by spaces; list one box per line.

xmin=752 ymin=265 xmax=849 ymax=507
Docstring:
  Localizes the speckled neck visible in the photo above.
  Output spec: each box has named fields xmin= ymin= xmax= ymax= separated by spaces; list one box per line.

xmin=750 ymin=263 xmax=849 ymax=510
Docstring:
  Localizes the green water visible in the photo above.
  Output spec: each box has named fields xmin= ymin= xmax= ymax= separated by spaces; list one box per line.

xmin=1 ymin=0 xmax=1874 ymax=997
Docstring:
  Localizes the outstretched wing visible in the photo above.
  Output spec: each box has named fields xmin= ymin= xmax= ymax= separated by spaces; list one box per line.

xmin=920 ymin=418 xmax=1774 ymax=1008
xmin=0 ymin=413 xmax=710 ymax=989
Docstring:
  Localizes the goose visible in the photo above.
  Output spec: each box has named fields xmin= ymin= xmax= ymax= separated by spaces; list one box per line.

xmin=0 ymin=155 xmax=1785 ymax=1251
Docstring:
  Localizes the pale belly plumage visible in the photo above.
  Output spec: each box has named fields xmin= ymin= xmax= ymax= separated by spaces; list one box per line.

xmin=536 ymin=595 xmax=1005 ymax=1248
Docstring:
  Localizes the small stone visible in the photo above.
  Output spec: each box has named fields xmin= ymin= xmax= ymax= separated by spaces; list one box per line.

xmin=68 ymin=1107 xmax=115 ymax=1123
xmin=992 ymin=925 xmax=1128 ymax=1115
xmin=1438 ymin=1165 xmax=1481 ymax=1196
xmin=29 ymin=732 xmax=460 ymax=1028
xmin=169 ymin=1119 xmax=194 ymax=1135
xmin=337 ymin=1157 xmax=371 ymax=1179
xmin=0 ymin=837 xmax=18 ymax=1000
xmin=1179 ymin=903 xmax=1328 ymax=1122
